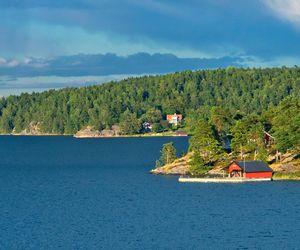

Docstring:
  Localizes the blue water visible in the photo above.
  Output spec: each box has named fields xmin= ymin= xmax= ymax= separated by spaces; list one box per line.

xmin=0 ymin=136 xmax=300 ymax=249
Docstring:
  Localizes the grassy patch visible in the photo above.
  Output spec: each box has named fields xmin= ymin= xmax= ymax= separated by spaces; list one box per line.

xmin=273 ymin=171 xmax=300 ymax=180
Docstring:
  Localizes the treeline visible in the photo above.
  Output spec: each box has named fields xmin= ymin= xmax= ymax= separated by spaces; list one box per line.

xmin=173 ymin=96 xmax=299 ymax=176
xmin=0 ymin=66 xmax=299 ymax=140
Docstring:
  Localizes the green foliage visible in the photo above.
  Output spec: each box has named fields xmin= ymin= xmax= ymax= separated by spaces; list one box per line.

xmin=209 ymin=106 xmax=233 ymax=138
xmin=188 ymin=120 xmax=224 ymax=176
xmin=185 ymin=106 xmax=211 ymax=133
xmin=160 ymin=142 xmax=177 ymax=165
xmin=231 ymin=114 xmax=267 ymax=159
xmin=231 ymin=120 xmax=248 ymax=155
xmin=160 ymin=120 xmax=170 ymax=131
xmin=119 ymin=110 xmax=141 ymax=135
xmin=0 ymin=110 xmax=13 ymax=133
xmin=189 ymin=120 xmax=224 ymax=166
xmin=155 ymin=160 xmax=162 ymax=169
xmin=257 ymin=146 xmax=268 ymax=162
xmin=188 ymin=153 xmax=208 ymax=176
xmin=270 ymin=97 xmax=300 ymax=152
xmin=188 ymin=119 xmax=224 ymax=176
xmin=141 ymin=108 xmax=162 ymax=123
xmin=0 ymin=66 xmax=299 ymax=154
xmin=273 ymin=171 xmax=300 ymax=180
xmin=152 ymin=123 xmax=163 ymax=133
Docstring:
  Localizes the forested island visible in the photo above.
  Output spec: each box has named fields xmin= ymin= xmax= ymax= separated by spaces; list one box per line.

xmin=1 ymin=66 xmax=299 ymax=177
xmin=0 ymin=66 xmax=299 ymax=136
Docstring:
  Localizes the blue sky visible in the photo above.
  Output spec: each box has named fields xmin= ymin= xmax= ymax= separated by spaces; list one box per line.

xmin=1 ymin=0 xmax=300 ymax=95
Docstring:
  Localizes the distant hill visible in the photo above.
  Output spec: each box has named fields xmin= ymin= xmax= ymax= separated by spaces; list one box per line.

xmin=0 ymin=66 xmax=299 ymax=135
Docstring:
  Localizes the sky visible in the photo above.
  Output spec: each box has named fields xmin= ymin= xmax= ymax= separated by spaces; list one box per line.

xmin=1 ymin=0 xmax=300 ymax=95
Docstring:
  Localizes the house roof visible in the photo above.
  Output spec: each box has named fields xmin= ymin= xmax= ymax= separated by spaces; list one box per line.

xmin=233 ymin=160 xmax=273 ymax=173
xmin=166 ymin=114 xmax=182 ymax=120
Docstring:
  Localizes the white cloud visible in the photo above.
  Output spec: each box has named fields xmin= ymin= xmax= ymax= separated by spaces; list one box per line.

xmin=0 ymin=57 xmax=7 ymax=66
xmin=23 ymin=58 xmax=32 ymax=64
xmin=6 ymin=60 xmax=20 ymax=67
xmin=0 ymin=57 xmax=50 ymax=68
xmin=264 ymin=0 xmax=300 ymax=26
xmin=0 ymin=59 xmax=20 ymax=68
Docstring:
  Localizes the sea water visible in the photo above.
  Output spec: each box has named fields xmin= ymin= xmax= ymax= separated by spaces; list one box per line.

xmin=0 ymin=136 xmax=299 ymax=249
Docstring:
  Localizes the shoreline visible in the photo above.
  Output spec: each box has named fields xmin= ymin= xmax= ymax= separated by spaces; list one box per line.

xmin=178 ymin=176 xmax=300 ymax=182
xmin=153 ymin=173 xmax=300 ymax=182
xmin=0 ymin=132 xmax=189 ymax=138
xmin=74 ymin=133 xmax=188 ymax=138
xmin=150 ymin=171 xmax=300 ymax=181
xmin=272 ymin=176 xmax=300 ymax=181
xmin=152 ymin=171 xmax=300 ymax=182
xmin=178 ymin=177 xmax=273 ymax=183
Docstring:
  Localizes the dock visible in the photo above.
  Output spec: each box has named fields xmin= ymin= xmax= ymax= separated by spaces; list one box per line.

xmin=178 ymin=177 xmax=272 ymax=183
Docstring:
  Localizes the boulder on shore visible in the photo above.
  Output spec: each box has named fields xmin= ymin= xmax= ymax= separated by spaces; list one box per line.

xmin=14 ymin=122 xmax=42 ymax=135
xmin=74 ymin=126 xmax=101 ymax=138
xmin=150 ymin=154 xmax=190 ymax=175
xmin=74 ymin=126 xmax=121 ymax=138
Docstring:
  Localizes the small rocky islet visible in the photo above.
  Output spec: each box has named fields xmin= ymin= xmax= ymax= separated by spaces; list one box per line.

xmin=151 ymin=151 xmax=300 ymax=180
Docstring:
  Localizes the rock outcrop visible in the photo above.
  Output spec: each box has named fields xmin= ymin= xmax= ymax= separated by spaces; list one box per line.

xmin=14 ymin=122 xmax=42 ymax=135
xmin=74 ymin=125 xmax=121 ymax=138
xmin=74 ymin=126 xmax=101 ymax=138
xmin=270 ymin=152 xmax=300 ymax=173
xmin=150 ymin=154 xmax=191 ymax=175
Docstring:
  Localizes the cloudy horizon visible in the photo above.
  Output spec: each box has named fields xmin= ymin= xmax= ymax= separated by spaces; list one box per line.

xmin=1 ymin=0 xmax=300 ymax=95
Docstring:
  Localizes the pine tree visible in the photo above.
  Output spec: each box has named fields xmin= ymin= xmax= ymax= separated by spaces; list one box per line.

xmin=189 ymin=119 xmax=223 ymax=166
xmin=271 ymin=97 xmax=300 ymax=152
xmin=231 ymin=120 xmax=248 ymax=158
xmin=160 ymin=142 xmax=177 ymax=165
xmin=231 ymin=115 xmax=267 ymax=160
xmin=119 ymin=109 xmax=141 ymax=135
xmin=188 ymin=152 xmax=207 ymax=176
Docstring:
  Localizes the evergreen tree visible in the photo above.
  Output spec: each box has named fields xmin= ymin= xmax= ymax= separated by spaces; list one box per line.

xmin=119 ymin=110 xmax=141 ymax=134
xmin=231 ymin=115 xmax=267 ymax=160
xmin=188 ymin=152 xmax=207 ymax=176
xmin=152 ymin=123 xmax=163 ymax=133
xmin=231 ymin=120 xmax=248 ymax=158
xmin=270 ymin=97 xmax=300 ymax=152
xmin=209 ymin=106 xmax=233 ymax=138
xmin=0 ymin=65 xmax=299 ymax=154
xmin=140 ymin=108 xmax=162 ymax=123
xmin=189 ymin=119 xmax=223 ymax=167
xmin=160 ymin=142 xmax=177 ymax=165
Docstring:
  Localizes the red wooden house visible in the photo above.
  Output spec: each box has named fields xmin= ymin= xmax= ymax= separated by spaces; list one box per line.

xmin=228 ymin=160 xmax=273 ymax=179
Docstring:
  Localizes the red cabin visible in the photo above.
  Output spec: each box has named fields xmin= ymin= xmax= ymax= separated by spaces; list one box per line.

xmin=228 ymin=160 xmax=273 ymax=179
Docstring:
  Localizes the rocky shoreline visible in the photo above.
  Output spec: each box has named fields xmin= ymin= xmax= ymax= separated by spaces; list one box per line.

xmin=150 ymin=152 xmax=300 ymax=179
xmin=1 ymin=127 xmax=181 ymax=138
xmin=73 ymin=126 xmax=119 ymax=138
xmin=150 ymin=154 xmax=191 ymax=175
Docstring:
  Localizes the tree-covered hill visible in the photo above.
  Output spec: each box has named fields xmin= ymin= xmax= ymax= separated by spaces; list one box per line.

xmin=0 ymin=66 xmax=299 ymax=137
